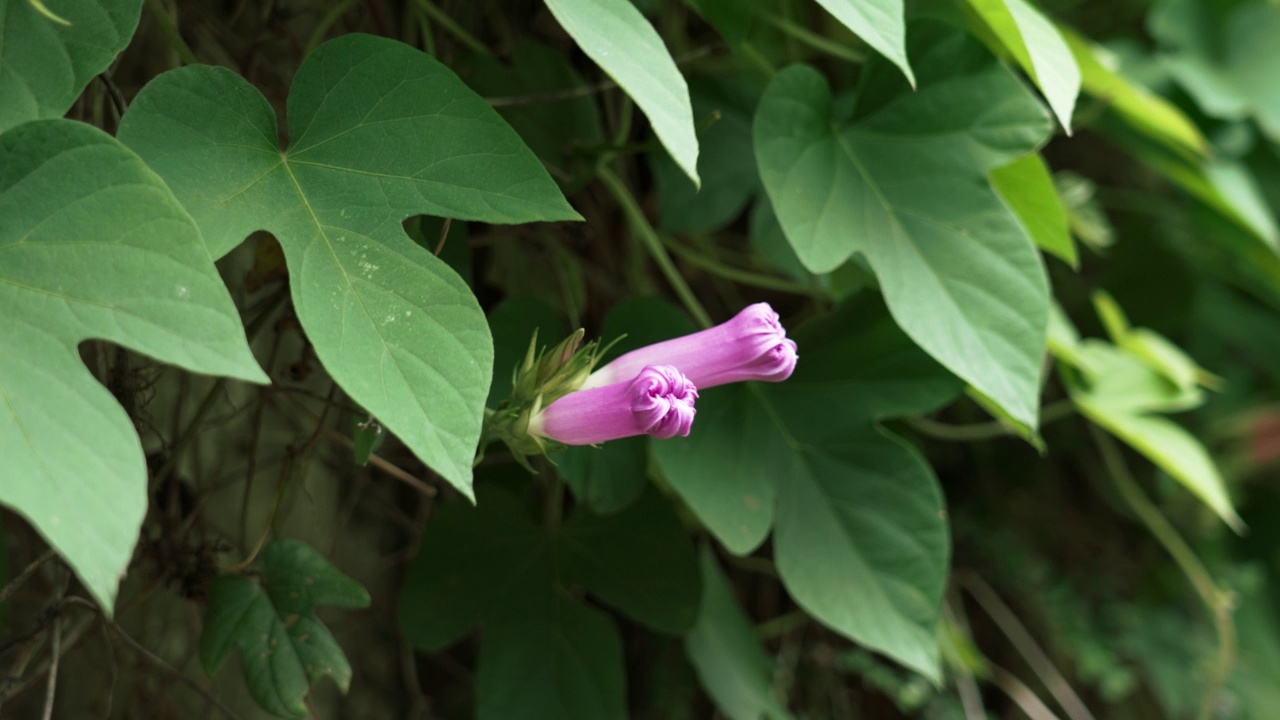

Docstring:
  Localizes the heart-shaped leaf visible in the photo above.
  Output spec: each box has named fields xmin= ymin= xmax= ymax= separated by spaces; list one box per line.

xmin=0 ymin=119 xmax=265 ymax=612
xmin=754 ymin=22 xmax=1052 ymax=431
xmin=655 ymin=298 xmax=964 ymax=679
xmin=118 ymin=34 xmax=582 ymax=496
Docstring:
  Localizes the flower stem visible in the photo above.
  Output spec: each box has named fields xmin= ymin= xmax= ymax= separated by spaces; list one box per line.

xmin=597 ymin=167 xmax=713 ymax=329
xmin=1090 ymin=425 xmax=1235 ymax=720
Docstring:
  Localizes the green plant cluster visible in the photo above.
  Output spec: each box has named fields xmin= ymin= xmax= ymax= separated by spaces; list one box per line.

xmin=1 ymin=0 xmax=1279 ymax=717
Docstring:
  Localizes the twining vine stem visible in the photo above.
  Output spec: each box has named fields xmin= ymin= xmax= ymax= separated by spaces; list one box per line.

xmin=1090 ymin=425 xmax=1235 ymax=720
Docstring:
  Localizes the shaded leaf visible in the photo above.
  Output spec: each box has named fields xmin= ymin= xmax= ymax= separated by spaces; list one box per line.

xmin=754 ymin=23 xmax=1052 ymax=431
xmin=556 ymin=436 xmax=650 ymax=514
xmin=0 ymin=120 xmax=265 ymax=612
xmin=688 ymin=0 xmax=754 ymax=46
xmin=398 ymin=488 xmax=547 ymax=652
xmin=478 ymin=590 xmax=626 ymax=720
xmin=654 ymin=78 xmax=760 ymax=234
xmin=1151 ymin=0 xmax=1280 ymax=142
xmin=544 ymin=0 xmax=700 ymax=186
xmin=118 ymin=35 xmax=580 ymax=495
xmin=200 ymin=541 xmax=371 ymax=717
xmin=0 ymin=0 xmax=141 ymax=132
xmin=467 ymin=41 xmax=605 ymax=185
xmin=685 ymin=547 xmax=793 ymax=720
xmin=653 ymin=385 xmax=779 ymax=555
xmin=560 ymin=487 xmax=701 ymax=634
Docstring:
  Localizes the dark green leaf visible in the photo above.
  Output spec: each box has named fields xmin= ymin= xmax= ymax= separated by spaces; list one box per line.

xmin=654 ymin=78 xmax=760 ymax=234
xmin=118 ymin=35 xmax=580 ymax=496
xmin=755 ymin=23 xmax=1052 ymax=431
xmin=200 ymin=540 xmax=371 ymax=717
xmin=685 ymin=548 xmax=793 ymax=720
xmin=560 ymin=488 xmax=701 ymax=634
xmin=556 ymin=437 xmax=650 ymax=514
xmin=688 ymin=0 xmax=754 ymax=46
xmin=477 ymin=590 xmax=626 ymax=720
xmin=597 ymin=296 xmax=696 ymax=363
xmin=1152 ymin=0 xmax=1280 ymax=142
xmin=653 ymin=385 xmax=780 ymax=555
xmin=0 ymin=120 xmax=265 ymax=612
xmin=467 ymin=41 xmax=605 ymax=184
xmin=399 ymin=488 xmax=548 ymax=652
xmin=351 ymin=418 xmax=385 ymax=466
xmin=0 ymin=0 xmax=141 ymax=131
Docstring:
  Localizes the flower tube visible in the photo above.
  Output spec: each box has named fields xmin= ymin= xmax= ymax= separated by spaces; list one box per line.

xmin=530 ymin=365 xmax=698 ymax=445
xmin=582 ymin=303 xmax=798 ymax=390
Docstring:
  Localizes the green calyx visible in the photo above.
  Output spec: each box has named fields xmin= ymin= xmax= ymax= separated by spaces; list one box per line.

xmin=481 ymin=329 xmax=617 ymax=470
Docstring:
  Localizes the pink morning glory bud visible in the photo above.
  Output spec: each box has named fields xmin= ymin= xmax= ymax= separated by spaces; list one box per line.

xmin=582 ymin=302 xmax=798 ymax=390
xmin=530 ymin=365 xmax=698 ymax=445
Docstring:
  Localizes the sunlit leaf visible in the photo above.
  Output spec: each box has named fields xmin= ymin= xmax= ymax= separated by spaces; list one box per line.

xmin=965 ymin=0 xmax=1081 ymax=131
xmin=755 ymin=22 xmax=1052 ymax=431
xmin=992 ymin=152 xmax=1078 ymax=267
xmin=0 ymin=120 xmax=265 ymax=612
xmin=118 ymin=34 xmax=580 ymax=496
xmin=812 ymin=0 xmax=912 ymax=85
xmin=544 ymin=0 xmax=701 ymax=186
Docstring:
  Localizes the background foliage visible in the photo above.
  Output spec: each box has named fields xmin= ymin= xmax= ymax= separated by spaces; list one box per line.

xmin=1 ymin=0 xmax=1279 ymax=717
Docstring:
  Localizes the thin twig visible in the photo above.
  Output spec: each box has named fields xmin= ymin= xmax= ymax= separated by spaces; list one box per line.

xmin=39 ymin=618 xmax=59 ymax=720
xmin=0 ymin=548 xmax=57 ymax=606
xmin=597 ymin=166 xmax=712 ymax=328
xmin=959 ymin=573 xmax=1097 ymax=720
xmin=61 ymin=598 xmax=244 ymax=720
xmin=1091 ymin=426 xmax=1236 ymax=720
xmin=989 ymin=663 xmax=1064 ymax=720
xmin=433 ymin=218 xmax=452 ymax=256
xmin=323 ymin=427 xmax=438 ymax=496
xmin=941 ymin=598 xmax=987 ymax=720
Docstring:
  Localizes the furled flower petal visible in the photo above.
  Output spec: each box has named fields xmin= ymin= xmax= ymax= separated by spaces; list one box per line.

xmin=582 ymin=302 xmax=798 ymax=390
xmin=530 ymin=365 xmax=698 ymax=445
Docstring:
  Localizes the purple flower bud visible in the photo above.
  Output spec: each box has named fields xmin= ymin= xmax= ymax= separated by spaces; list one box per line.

xmin=531 ymin=365 xmax=698 ymax=445
xmin=583 ymin=303 xmax=798 ymax=390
